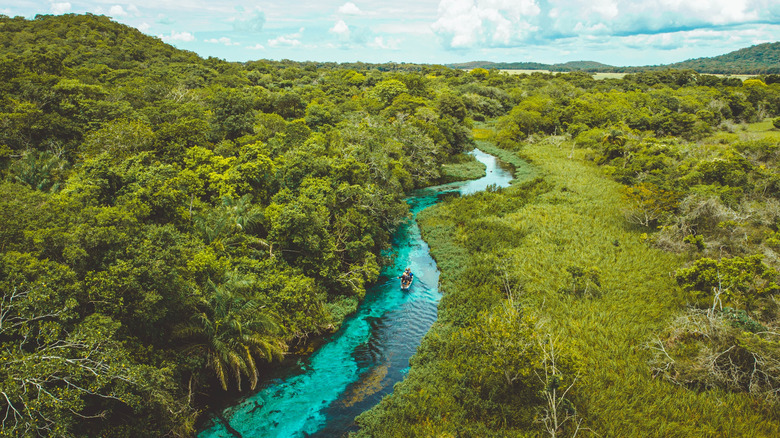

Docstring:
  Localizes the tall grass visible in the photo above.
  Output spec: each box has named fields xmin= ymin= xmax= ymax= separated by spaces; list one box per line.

xmin=515 ymin=137 xmax=779 ymax=436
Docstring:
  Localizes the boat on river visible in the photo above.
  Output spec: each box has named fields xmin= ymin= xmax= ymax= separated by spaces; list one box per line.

xmin=400 ymin=274 xmax=414 ymax=291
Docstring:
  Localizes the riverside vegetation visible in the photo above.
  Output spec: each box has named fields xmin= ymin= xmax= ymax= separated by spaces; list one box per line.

xmin=356 ymin=74 xmax=780 ymax=434
xmin=1 ymin=13 xmax=780 ymax=437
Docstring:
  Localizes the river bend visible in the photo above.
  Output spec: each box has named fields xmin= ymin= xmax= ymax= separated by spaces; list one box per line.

xmin=199 ymin=148 xmax=514 ymax=438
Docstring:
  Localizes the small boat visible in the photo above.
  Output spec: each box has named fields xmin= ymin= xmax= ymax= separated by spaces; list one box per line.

xmin=400 ymin=273 xmax=414 ymax=291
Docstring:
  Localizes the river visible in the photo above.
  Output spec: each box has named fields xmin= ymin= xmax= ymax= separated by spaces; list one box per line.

xmin=198 ymin=148 xmax=515 ymax=438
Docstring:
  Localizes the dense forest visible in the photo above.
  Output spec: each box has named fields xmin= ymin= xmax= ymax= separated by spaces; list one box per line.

xmin=0 ymin=13 xmax=478 ymax=436
xmin=2 ymin=13 xmax=780 ymax=437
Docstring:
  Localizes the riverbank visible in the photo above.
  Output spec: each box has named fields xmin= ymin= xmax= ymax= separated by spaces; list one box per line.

xmin=355 ymin=132 xmax=780 ymax=436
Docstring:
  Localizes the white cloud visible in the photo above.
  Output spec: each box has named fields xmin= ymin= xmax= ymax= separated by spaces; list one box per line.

xmin=338 ymin=2 xmax=363 ymax=15
xmin=543 ymin=0 xmax=771 ymax=41
xmin=136 ymin=22 xmax=151 ymax=32
xmin=159 ymin=31 xmax=196 ymax=42
xmin=268 ymin=29 xmax=305 ymax=47
xmin=109 ymin=5 xmax=128 ymax=17
xmin=330 ymin=19 xmax=350 ymax=37
xmin=205 ymin=37 xmax=240 ymax=46
xmin=428 ymin=0 xmax=780 ymax=54
xmin=268 ymin=36 xmax=302 ymax=47
xmin=50 ymin=2 xmax=71 ymax=14
xmin=432 ymin=0 xmax=541 ymax=49
xmin=589 ymin=0 xmax=618 ymax=20
xmin=247 ymin=43 xmax=265 ymax=50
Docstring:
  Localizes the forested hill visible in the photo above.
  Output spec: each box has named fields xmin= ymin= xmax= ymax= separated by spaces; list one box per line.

xmin=449 ymin=60 xmax=613 ymax=71
xmin=0 ymin=13 xmax=480 ymax=436
xmin=0 ymin=13 xmax=202 ymax=70
xmin=667 ymin=42 xmax=780 ymax=74
xmin=449 ymin=42 xmax=780 ymax=74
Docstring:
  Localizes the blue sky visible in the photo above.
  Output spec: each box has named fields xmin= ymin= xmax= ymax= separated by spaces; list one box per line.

xmin=5 ymin=0 xmax=780 ymax=66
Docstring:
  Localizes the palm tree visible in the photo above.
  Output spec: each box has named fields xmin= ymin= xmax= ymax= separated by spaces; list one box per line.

xmin=601 ymin=129 xmax=627 ymax=148
xmin=193 ymin=195 xmax=272 ymax=255
xmin=176 ymin=273 xmax=285 ymax=391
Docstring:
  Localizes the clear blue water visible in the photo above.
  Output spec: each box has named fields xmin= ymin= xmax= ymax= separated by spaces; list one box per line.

xmin=198 ymin=149 xmax=514 ymax=438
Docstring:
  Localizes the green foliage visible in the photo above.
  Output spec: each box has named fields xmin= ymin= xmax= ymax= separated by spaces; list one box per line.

xmin=176 ymin=272 xmax=285 ymax=391
xmin=623 ymin=183 xmax=681 ymax=228
xmin=438 ymin=151 xmax=486 ymax=183
xmin=721 ymin=306 xmax=766 ymax=333
xmin=675 ymin=255 xmax=779 ymax=312
xmin=356 ymin=306 xmax=578 ymax=437
xmin=562 ymin=265 xmax=602 ymax=297
xmin=372 ymin=79 xmax=408 ymax=105
xmin=0 ymin=14 xmax=499 ymax=435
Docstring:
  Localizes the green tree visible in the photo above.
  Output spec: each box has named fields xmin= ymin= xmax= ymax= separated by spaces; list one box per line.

xmin=209 ymin=88 xmax=255 ymax=141
xmin=372 ymin=79 xmax=408 ymax=105
xmin=676 ymin=255 xmax=780 ymax=312
xmin=176 ymin=273 xmax=285 ymax=391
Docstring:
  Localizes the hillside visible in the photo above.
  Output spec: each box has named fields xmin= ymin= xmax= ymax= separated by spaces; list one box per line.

xmin=668 ymin=42 xmax=780 ymax=74
xmin=0 ymin=13 xmax=201 ymax=70
xmin=449 ymin=42 xmax=780 ymax=74
xmin=449 ymin=60 xmax=613 ymax=72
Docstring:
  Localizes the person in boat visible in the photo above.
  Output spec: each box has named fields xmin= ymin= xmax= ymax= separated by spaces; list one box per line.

xmin=398 ymin=267 xmax=413 ymax=287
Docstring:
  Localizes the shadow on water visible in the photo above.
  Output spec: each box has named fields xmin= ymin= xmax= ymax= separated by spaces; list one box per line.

xmin=198 ymin=148 xmax=515 ymax=438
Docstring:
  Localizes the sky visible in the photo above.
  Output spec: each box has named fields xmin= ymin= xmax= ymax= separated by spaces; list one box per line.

xmin=5 ymin=1 xmax=780 ymax=66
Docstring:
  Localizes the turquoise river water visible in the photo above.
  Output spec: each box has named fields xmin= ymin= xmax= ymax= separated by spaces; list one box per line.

xmin=199 ymin=149 xmax=514 ymax=438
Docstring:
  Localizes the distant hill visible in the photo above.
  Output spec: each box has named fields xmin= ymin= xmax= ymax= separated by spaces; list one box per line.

xmin=666 ymin=42 xmax=780 ymax=74
xmin=449 ymin=60 xmax=612 ymax=72
xmin=449 ymin=42 xmax=780 ymax=75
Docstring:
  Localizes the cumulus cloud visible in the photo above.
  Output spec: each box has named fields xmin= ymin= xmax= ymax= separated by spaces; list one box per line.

xmin=432 ymin=0 xmax=541 ymax=49
xmin=159 ymin=30 xmax=195 ymax=42
xmin=233 ymin=10 xmax=266 ymax=33
xmin=247 ymin=43 xmax=265 ymax=50
xmin=432 ymin=0 xmax=780 ymax=52
xmin=136 ymin=22 xmax=151 ymax=32
xmin=50 ymin=2 xmax=71 ymax=14
xmin=543 ymin=0 xmax=774 ymax=40
xmin=205 ymin=37 xmax=240 ymax=46
xmin=338 ymin=2 xmax=363 ymax=15
xmin=330 ymin=19 xmax=350 ymax=37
